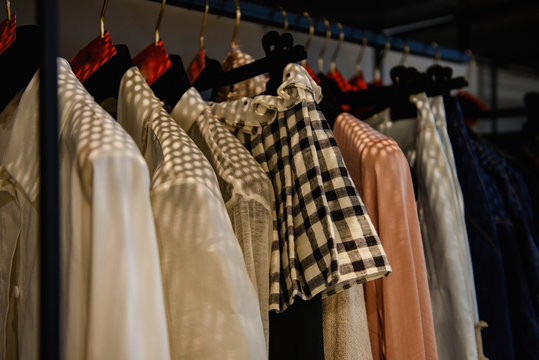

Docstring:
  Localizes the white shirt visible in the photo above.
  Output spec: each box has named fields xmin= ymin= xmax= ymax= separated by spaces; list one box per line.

xmin=365 ymin=93 xmax=478 ymax=360
xmin=117 ymin=67 xmax=267 ymax=360
xmin=171 ymin=87 xmax=273 ymax=348
xmin=0 ymin=92 xmax=39 ymax=360
xmin=2 ymin=58 xmax=172 ymax=360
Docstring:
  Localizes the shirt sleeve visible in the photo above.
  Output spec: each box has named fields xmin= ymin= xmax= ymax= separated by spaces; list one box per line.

xmin=87 ymin=153 xmax=170 ymax=360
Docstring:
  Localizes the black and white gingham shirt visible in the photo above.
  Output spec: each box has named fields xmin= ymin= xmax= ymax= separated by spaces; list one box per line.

xmin=210 ymin=64 xmax=391 ymax=312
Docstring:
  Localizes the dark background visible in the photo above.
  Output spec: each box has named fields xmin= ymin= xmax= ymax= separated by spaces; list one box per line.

xmin=243 ymin=0 xmax=539 ymax=75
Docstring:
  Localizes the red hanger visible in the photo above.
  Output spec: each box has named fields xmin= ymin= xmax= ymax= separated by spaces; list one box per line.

xmin=0 ymin=3 xmax=16 ymax=55
xmin=132 ymin=0 xmax=171 ymax=86
xmin=69 ymin=1 xmax=117 ymax=82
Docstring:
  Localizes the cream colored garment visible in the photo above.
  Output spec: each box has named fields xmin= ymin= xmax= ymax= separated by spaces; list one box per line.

xmin=333 ymin=112 xmax=438 ymax=360
xmin=322 ymin=288 xmax=373 ymax=360
xmin=0 ymin=92 xmax=39 ymax=360
xmin=1 ymin=58 xmax=172 ymax=360
xmin=171 ymin=87 xmax=273 ymax=348
xmin=117 ymin=67 xmax=267 ymax=360
xmin=365 ymin=93 xmax=478 ymax=360
xmin=213 ymin=46 xmax=269 ymax=101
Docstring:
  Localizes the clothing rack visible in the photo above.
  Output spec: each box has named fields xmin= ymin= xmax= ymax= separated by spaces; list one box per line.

xmin=153 ymin=0 xmax=471 ymax=64
xmin=36 ymin=0 xmax=60 ymax=358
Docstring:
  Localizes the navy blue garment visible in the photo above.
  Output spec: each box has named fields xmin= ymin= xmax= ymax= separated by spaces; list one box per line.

xmin=472 ymin=139 xmax=539 ymax=359
xmin=444 ymin=96 xmax=515 ymax=359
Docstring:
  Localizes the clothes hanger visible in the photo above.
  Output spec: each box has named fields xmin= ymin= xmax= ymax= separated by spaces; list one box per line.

xmin=0 ymin=0 xmax=15 ymax=54
xmin=188 ymin=0 xmax=225 ymax=99
xmin=299 ymin=11 xmax=320 ymax=84
xmin=186 ymin=0 xmax=210 ymax=83
xmin=348 ymin=30 xmax=368 ymax=89
xmin=0 ymin=0 xmax=40 ymax=112
xmin=134 ymin=0 xmax=190 ymax=109
xmin=72 ymin=0 xmax=135 ymax=105
xmin=425 ymin=42 xmax=468 ymax=97
xmin=372 ymin=33 xmax=390 ymax=86
xmin=399 ymin=40 xmax=410 ymax=66
xmin=316 ymin=18 xmax=331 ymax=76
xmin=328 ymin=21 xmax=343 ymax=75
xmin=132 ymin=0 xmax=172 ymax=85
xmin=193 ymin=3 xmax=306 ymax=96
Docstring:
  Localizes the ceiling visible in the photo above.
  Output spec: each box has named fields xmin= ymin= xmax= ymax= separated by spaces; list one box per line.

xmin=244 ymin=0 xmax=539 ymax=75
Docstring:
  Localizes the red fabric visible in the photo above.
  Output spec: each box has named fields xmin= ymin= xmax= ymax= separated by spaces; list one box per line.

xmin=326 ymin=68 xmax=361 ymax=93
xmin=187 ymin=48 xmax=205 ymax=84
xmin=303 ymin=64 xmax=321 ymax=85
xmin=0 ymin=14 xmax=16 ymax=56
xmin=456 ymin=90 xmax=489 ymax=128
xmin=349 ymin=71 xmax=368 ymax=91
xmin=133 ymin=40 xmax=172 ymax=85
xmin=69 ymin=32 xmax=117 ymax=83
xmin=326 ymin=68 xmax=363 ymax=112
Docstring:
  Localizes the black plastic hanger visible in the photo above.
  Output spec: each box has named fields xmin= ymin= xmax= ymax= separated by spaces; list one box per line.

xmin=150 ymin=54 xmax=191 ymax=109
xmin=82 ymin=44 xmax=134 ymax=104
xmin=194 ymin=31 xmax=306 ymax=95
xmin=0 ymin=25 xmax=40 ymax=112
xmin=190 ymin=55 xmax=224 ymax=100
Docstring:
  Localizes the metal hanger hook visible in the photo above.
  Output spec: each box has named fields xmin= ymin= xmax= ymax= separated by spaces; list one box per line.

xmin=317 ymin=17 xmax=331 ymax=73
xmin=6 ymin=0 xmax=11 ymax=20
xmin=279 ymin=6 xmax=287 ymax=32
xmin=400 ymin=40 xmax=410 ymax=65
xmin=355 ymin=30 xmax=368 ymax=74
xmin=303 ymin=11 xmax=314 ymax=52
xmin=374 ymin=32 xmax=390 ymax=82
xmin=231 ymin=0 xmax=241 ymax=49
xmin=330 ymin=22 xmax=344 ymax=72
xmin=154 ymin=0 xmax=166 ymax=45
xmin=99 ymin=0 xmax=109 ymax=38
xmin=199 ymin=0 xmax=209 ymax=49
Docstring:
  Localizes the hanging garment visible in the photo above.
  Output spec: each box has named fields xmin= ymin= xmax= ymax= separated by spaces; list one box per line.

xmin=213 ymin=46 xmax=269 ymax=102
xmin=210 ymin=63 xmax=391 ymax=310
xmin=1 ymin=58 xmax=172 ymax=360
xmin=332 ymin=112 xmax=437 ymax=360
xmin=473 ymin=139 xmax=539 ymax=360
xmin=438 ymin=95 xmax=514 ymax=360
xmin=365 ymin=93 xmax=479 ymax=360
xmin=170 ymin=86 xmax=274 ymax=348
xmin=0 ymin=91 xmax=39 ymax=360
xmin=116 ymin=67 xmax=267 ymax=360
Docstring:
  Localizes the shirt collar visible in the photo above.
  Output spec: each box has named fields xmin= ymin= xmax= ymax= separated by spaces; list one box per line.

xmin=170 ymin=87 xmax=208 ymax=132
xmin=0 ymin=57 xmax=96 ymax=202
xmin=209 ymin=63 xmax=323 ymax=135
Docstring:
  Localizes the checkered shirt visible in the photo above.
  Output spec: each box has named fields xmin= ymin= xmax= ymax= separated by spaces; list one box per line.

xmin=210 ymin=63 xmax=391 ymax=312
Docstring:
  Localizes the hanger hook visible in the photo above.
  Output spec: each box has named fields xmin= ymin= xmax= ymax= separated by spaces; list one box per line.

xmin=317 ymin=17 xmax=331 ymax=73
xmin=303 ymin=11 xmax=314 ymax=52
xmin=355 ymin=29 xmax=368 ymax=75
xmin=465 ymin=49 xmax=475 ymax=82
xmin=279 ymin=6 xmax=288 ymax=32
xmin=6 ymin=0 xmax=11 ymax=20
xmin=374 ymin=32 xmax=390 ymax=83
xmin=330 ymin=22 xmax=344 ymax=73
xmin=199 ymin=0 xmax=209 ymax=50
xmin=231 ymin=0 xmax=241 ymax=49
xmin=432 ymin=41 xmax=440 ymax=64
xmin=99 ymin=0 xmax=109 ymax=38
xmin=154 ymin=0 xmax=166 ymax=45
xmin=400 ymin=39 xmax=409 ymax=65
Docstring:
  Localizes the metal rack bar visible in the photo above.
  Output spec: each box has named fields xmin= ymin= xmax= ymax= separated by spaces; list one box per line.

xmin=153 ymin=0 xmax=471 ymax=63
xmin=36 ymin=0 xmax=60 ymax=357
